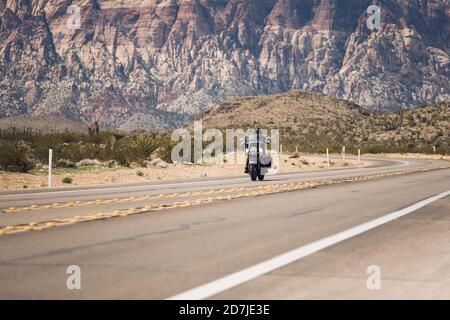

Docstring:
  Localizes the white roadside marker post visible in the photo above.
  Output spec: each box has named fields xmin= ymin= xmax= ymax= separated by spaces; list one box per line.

xmin=48 ymin=149 xmax=53 ymax=188
xmin=342 ymin=146 xmax=346 ymax=161
xmin=326 ymin=148 xmax=330 ymax=168
xmin=358 ymin=149 xmax=361 ymax=163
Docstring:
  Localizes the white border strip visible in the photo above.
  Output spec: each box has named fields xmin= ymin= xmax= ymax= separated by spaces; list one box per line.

xmin=167 ymin=189 xmax=450 ymax=300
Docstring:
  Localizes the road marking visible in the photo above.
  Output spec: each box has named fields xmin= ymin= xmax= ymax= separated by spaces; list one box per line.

xmin=167 ymin=189 xmax=450 ymax=300
xmin=0 ymin=161 xmax=415 ymax=213
xmin=1 ymin=166 xmax=443 ymax=236
xmin=0 ymin=158 xmax=406 ymax=199
xmin=0 ymin=177 xmax=248 ymax=198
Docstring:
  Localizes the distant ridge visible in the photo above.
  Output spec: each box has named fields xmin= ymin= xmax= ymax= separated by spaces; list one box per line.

xmin=200 ymin=90 xmax=450 ymax=154
xmin=0 ymin=115 xmax=88 ymax=133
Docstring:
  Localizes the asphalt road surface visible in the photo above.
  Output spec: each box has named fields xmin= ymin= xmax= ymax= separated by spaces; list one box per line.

xmin=0 ymin=157 xmax=449 ymax=299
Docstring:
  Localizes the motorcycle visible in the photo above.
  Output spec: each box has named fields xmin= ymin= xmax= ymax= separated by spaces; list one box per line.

xmin=244 ymin=129 xmax=273 ymax=181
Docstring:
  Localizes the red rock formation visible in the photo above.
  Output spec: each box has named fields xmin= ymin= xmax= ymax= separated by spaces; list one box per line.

xmin=0 ymin=0 xmax=448 ymax=129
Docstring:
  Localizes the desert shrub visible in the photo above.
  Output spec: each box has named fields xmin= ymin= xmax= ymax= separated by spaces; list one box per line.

xmin=62 ymin=177 xmax=73 ymax=184
xmin=65 ymin=160 xmax=76 ymax=168
xmin=136 ymin=170 xmax=144 ymax=177
xmin=111 ymin=140 xmax=133 ymax=167
xmin=82 ymin=143 xmax=107 ymax=160
xmin=59 ymin=143 xmax=84 ymax=162
xmin=156 ymin=136 xmax=177 ymax=163
xmin=132 ymin=134 xmax=158 ymax=159
xmin=57 ymin=159 xmax=77 ymax=168
xmin=0 ymin=141 xmax=35 ymax=172
xmin=59 ymin=142 xmax=108 ymax=162
xmin=30 ymin=135 xmax=62 ymax=163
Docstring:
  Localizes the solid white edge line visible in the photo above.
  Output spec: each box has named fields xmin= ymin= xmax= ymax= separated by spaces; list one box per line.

xmin=167 ymin=189 xmax=450 ymax=300
xmin=0 ymin=177 xmax=248 ymax=198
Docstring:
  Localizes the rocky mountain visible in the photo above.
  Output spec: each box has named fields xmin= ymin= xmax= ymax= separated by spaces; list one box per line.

xmin=0 ymin=0 xmax=449 ymax=129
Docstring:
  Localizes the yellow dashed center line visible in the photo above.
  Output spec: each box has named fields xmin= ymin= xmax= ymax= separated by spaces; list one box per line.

xmin=2 ymin=187 xmax=250 ymax=214
xmin=0 ymin=167 xmax=448 ymax=237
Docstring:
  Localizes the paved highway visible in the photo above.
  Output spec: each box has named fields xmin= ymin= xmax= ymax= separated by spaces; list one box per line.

xmin=0 ymin=157 xmax=449 ymax=299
